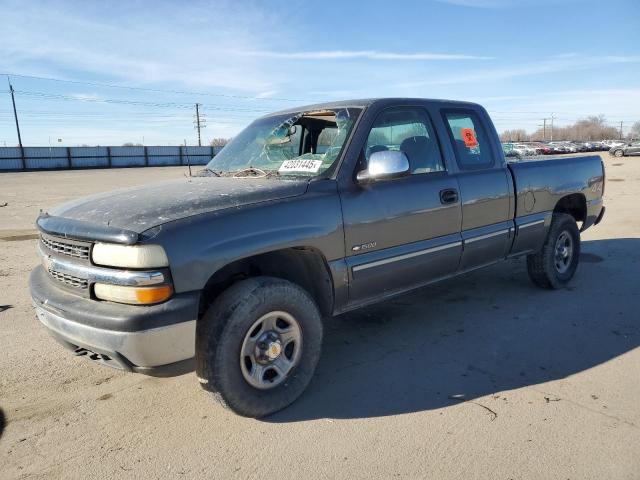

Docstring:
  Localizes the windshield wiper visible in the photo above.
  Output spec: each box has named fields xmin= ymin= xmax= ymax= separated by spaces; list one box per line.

xmin=230 ymin=167 xmax=280 ymax=178
xmin=195 ymin=167 xmax=221 ymax=177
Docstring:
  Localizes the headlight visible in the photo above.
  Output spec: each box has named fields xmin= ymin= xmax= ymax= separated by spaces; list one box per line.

xmin=94 ymin=283 xmax=173 ymax=305
xmin=92 ymin=243 xmax=169 ymax=268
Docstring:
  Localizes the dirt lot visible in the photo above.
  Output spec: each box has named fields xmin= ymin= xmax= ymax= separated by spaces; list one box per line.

xmin=0 ymin=156 xmax=639 ymax=479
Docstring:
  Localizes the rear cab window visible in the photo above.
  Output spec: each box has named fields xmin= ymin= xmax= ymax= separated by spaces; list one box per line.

xmin=443 ymin=110 xmax=494 ymax=170
xmin=316 ymin=127 xmax=337 ymax=154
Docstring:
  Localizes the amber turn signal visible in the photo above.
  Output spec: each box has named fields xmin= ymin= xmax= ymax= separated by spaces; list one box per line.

xmin=94 ymin=283 xmax=173 ymax=305
xmin=134 ymin=285 xmax=173 ymax=304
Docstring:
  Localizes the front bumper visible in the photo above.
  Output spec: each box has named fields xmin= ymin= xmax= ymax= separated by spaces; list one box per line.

xmin=30 ymin=266 xmax=199 ymax=376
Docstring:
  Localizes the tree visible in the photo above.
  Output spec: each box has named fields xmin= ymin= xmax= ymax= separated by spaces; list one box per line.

xmin=630 ymin=121 xmax=640 ymax=140
xmin=530 ymin=115 xmax=619 ymax=141
xmin=499 ymin=129 xmax=528 ymax=142
xmin=210 ymin=138 xmax=231 ymax=147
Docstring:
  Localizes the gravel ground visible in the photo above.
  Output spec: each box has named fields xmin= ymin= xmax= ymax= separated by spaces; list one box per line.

xmin=0 ymin=157 xmax=639 ymax=479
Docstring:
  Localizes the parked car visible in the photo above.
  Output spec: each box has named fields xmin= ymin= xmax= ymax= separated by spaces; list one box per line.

xmin=570 ymin=142 xmax=589 ymax=152
xmin=589 ymin=141 xmax=609 ymax=151
xmin=30 ymin=98 xmax=606 ymax=417
xmin=513 ymin=143 xmax=536 ymax=156
xmin=609 ymin=142 xmax=640 ymax=157
xmin=501 ymin=143 xmax=522 ymax=161
xmin=547 ymin=142 xmax=569 ymax=153
xmin=504 ymin=150 xmax=522 ymax=161
xmin=562 ymin=143 xmax=579 ymax=153
xmin=603 ymin=140 xmax=625 ymax=149
xmin=529 ymin=142 xmax=552 ymax=155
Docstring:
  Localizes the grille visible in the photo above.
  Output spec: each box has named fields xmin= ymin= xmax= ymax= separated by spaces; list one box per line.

xmin=41 ymin=235 xmax=90 ymax=260
xmin=48 ymin=268 xmax=89 ymax=290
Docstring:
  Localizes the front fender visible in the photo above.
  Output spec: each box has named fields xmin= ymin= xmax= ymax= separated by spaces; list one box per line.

xmin=149 ymin=181 xmax=344 ymax=293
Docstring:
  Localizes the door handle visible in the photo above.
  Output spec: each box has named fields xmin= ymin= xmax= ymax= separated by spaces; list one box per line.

xmin=440 ymin=188 xmax=459 ymax=204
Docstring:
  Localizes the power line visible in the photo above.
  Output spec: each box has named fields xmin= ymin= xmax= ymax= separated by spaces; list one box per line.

xmin=0 ymin=72 xmax=304 ymax=103
xmin=12 ymin=89 xmax=272 ymax=113
xmin=489 ymin=110 xmax=565 ymax=115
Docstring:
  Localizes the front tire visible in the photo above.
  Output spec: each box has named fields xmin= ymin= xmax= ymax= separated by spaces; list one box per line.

xmin=526 ymin=213 xmax=580 ymax=289
xmin=613 ymin=149 xmax=624 ymax=157
xmin=196 ymin=277 xmax=323 ymax=417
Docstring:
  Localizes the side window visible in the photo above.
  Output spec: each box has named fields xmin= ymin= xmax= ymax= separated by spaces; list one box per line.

xmin=365 ymin=107 xmax=444 ymax=174
xmin=444 ymin=111 xmax=494 ymax=170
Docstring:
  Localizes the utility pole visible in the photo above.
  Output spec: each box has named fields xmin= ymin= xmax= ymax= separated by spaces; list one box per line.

xmin=8 ymin=77 xmax=23 ymax=148
xmin=619 ymin=121 xmax=624 ymax=140
xmin=538 ymin=118 xmax=549 ymax=141
xmin=549 ymin=113 xmax=555 ymax=142
xmin=194 ymin=103 xmax=206 ymax=147
xmin=184 ymin=139 xmax=192 ymax=177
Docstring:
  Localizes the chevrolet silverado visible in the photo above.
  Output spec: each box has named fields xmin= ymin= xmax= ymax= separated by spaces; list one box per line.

xmin=30 ymin=98 xmax=606 ymax=417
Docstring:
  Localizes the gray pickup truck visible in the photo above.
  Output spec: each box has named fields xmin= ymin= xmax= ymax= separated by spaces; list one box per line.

xmin=30 ymin=98 xmax=605 ymax=417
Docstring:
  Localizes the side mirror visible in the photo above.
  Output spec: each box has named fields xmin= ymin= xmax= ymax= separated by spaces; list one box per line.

xmin=356 ymin=150 xmax=410 ymax=184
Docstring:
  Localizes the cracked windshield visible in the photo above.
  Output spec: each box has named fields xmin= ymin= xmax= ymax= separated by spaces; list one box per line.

xmin=206 ymin=108 xmax=361 ymax=177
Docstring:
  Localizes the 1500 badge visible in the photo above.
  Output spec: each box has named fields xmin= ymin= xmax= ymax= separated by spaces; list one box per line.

xmin=352 ymin=241 xmax=377 ymax=252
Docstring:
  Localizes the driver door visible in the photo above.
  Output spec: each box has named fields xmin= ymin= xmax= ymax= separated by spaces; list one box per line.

xmin=339 ymin=106 xmax=463 ymax=307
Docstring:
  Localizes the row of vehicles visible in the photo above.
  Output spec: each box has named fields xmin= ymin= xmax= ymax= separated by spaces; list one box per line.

xmin=502 ymin=139 xmax=634 ymax=159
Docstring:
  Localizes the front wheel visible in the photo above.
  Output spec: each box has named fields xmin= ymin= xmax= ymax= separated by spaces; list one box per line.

xmin=613 ymin=149 xmax=624 ymax=157
xmin=196 ymin=277 xmax=323 ymax=417
xmin=526 ymin=213 xmax=581 ymax=289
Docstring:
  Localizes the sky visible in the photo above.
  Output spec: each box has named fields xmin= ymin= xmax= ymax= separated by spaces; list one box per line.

xmin=0 ymin=0 xmax=638 ymax=146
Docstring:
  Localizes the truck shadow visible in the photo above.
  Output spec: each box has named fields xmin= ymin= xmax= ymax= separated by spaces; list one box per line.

xmin=266 ymin=238 xmax=640 ymax=422
xmin=0 ymin=408 xmax=5 ymax=439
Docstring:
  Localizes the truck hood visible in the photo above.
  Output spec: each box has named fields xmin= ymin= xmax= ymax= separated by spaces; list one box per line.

xmin=47 ymin=176 xmax=309 ymax=234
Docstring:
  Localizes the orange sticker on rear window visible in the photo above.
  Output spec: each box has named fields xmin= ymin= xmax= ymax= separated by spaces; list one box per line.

xmin=461 ymin=128 xmax=478 ymax=148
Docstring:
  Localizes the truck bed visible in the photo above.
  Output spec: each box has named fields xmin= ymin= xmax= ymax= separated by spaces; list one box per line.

xmin=508 ymin=154 xmax=605 ymax=229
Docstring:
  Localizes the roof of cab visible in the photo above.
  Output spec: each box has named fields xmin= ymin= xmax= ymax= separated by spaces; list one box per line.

xmin=265 ymin=98 xmax=482 ymax=117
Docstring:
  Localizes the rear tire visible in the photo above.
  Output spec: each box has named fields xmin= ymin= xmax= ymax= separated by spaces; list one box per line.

xmin=196 ymin=277 xmax=323 ymax=417
xmin=526 ymin=213 xmax=580 ymax=289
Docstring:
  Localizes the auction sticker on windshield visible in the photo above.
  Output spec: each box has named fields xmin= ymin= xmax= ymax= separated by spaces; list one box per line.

xmin=278 ymin=159 xmax=323 ymax=173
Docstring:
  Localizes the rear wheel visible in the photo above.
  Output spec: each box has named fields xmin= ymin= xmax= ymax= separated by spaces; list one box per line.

xmin=526 ymin=213 xmax=580 ymax=289
xmin=196 ymin=277 xmax=322 ymax=417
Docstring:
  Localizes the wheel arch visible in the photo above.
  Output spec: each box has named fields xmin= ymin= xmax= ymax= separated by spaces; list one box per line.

xmin=553 ymin=193 xmax=586 ymax=225
xmin=198 ymin=246 xmax=335 ymax=320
